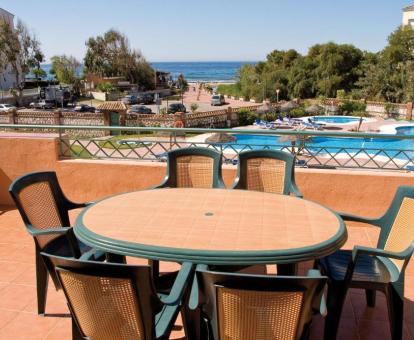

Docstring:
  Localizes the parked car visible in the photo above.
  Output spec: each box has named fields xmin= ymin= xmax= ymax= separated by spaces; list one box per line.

xmin=127 ymin=105 xmax=152 ymax=114
xmin=0 ymin=103 xmax=16 ymax=112
xmin=167 ymin=103 xmax=187 ymax=114
xmin=137 ymin=94 xmax=154 ymax=104
xmin=29 ymin=100 xmax=55 ymax=109
xmin=211 ymin=94 xmax=225 ymax=106
xmin=121 ymin=95 xmax=138 ymax=105
xmin=74 ymin=104 xmax=96 ymax=113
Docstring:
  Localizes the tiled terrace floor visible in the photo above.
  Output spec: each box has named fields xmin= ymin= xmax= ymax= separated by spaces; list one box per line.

xmin=0 ymin=206 xmax=414 ymax=339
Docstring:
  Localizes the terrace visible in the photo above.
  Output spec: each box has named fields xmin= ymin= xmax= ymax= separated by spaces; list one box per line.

xmin=0 ymin=124 xmax=414 ymax=339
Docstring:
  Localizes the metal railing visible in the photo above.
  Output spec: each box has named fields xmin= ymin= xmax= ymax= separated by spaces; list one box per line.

xmin=1 ymin=123 xmax=414 ymax=171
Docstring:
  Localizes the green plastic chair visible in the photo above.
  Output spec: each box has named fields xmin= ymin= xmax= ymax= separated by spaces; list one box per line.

xmin=232 ymin=150 xmax=303 ymax=197
xmin=316 ymin=185 xmax=414 ymax=340
xmin=41 ymin=252 xmax=194 ymax=340
xmin=155 ymin=147 xmax=225 ymax=189
xmin=188 ymin=265 xmax=327 ymax=340
xmin=8 ymin=171 xmax=104 ymax=315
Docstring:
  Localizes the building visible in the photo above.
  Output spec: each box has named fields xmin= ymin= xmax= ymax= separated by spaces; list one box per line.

xmin=403 ymin=4 xmax=414 ymax=27
xmin=0 ymin=8 xmax=21 ymax=91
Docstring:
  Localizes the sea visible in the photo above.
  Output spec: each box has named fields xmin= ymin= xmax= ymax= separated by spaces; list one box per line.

xmin=38 ymin=61 xmax=256 ymax=83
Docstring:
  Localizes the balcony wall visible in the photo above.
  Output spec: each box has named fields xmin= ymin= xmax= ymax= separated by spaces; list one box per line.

xmin=1 ymin=133 xmax=414 ymax=217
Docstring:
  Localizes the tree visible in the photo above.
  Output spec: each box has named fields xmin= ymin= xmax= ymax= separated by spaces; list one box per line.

xmin=50 ymin=55 xmax=80 ymax=85
xmin=177 ymin=74 xmax=188 ymax=104
xmin=357 ymin=26 xmax=414 ymax=102
xmin=84 ymin=29 xmax=155 ymax=89
xmin=0 ymin=19 xmax=43 ymax=104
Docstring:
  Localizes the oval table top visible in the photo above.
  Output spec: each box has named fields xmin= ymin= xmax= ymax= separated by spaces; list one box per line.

xmin=74 ymin=188 xmax=347 ymax=265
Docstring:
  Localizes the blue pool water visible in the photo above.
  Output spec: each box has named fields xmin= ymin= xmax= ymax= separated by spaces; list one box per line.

xmin=396 ymin=125 xmax=414 ymax=136
xmin=226 ymin=134 xmax=414 ymax=160
xmin=312 ymin=116 xmax=361 ymax=124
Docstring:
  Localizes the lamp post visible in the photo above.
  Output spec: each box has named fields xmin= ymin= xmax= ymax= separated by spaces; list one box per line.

xmin=276 ymin=89 xmax=280 ymax=103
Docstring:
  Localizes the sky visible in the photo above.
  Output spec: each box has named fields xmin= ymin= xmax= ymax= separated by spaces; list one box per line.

xmin=1 ymin=0 xmax=413 ymax=62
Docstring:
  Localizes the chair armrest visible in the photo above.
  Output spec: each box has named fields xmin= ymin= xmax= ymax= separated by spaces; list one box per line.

xmin=160 ymin=262 xmax=194 ymax=306
xmin=189 ymin=264 xmax=209 ymax=310
xmin=352 ymin=244 xmax=414 ymax=262
xmin=338 ymin=212 xmax=382 ymax=227
xmin=151 ymin=180 xmax=170 ymax=190
xmin=307 ymin=269 xmax=327 ymax=317
xmin=28 ymin=227 xmax=70 ymax=236
xmin=79 ymin=249 xmax=106 ymax=261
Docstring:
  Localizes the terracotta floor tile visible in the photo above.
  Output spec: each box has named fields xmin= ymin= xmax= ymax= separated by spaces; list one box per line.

xmin=0 ymin=261 xmax=32 ymax=284
xmin=44 ymin=318 xmax=71 ymax=340
xmin=0 ymin=284 xmax=36 ymax=311
xmin=351 ymin=291 xmax=389 ymax=322
xmin=357 ymin=319 xmax=391 ymax=340
xmin=11 ymin=265 xmax=36 ymax=285
xmin=0 ymin=310 xmax=18 ymax=330
xmin=0 ymin=312 xmax=59 ymax=340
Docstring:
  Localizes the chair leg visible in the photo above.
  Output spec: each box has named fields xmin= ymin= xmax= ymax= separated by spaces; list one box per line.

xmin=324 ymin=282 xmax=348 ymax=340
xmin=277 ymin=263 xmax=298 ymax=275
xmin=365 ymin=289 xmax=376 ymax=307
xmin=35 ymin=248 xmax=48 ymax=315
xmin=149 ymin=259 xmax=160 ymax=281
xmin=105 ymin=253 xmax=126 ymax=263
xmin=71 ymin=317 xmax=84 ymax=340
xmin=386 ymin=286 xmax=404 ymax=340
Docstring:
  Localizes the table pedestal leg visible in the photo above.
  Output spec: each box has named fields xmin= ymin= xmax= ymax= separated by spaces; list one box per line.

xmin=149 ymin=259 xmax=160 ymax=280
xmin=277 ymin=263 xmax=298 ymax=275
xmin=105 ymin=253 xmax=126 ymax=263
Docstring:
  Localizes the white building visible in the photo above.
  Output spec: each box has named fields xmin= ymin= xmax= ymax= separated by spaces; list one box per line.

xmin=403 ymin=5 xmax=414 ymax=27
xmin=0 ymin=8 xmax=21 ymax=91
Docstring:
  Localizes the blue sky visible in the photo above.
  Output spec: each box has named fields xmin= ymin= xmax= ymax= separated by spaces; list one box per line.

xmin=1 ymin=0 xmax=412 ymax=62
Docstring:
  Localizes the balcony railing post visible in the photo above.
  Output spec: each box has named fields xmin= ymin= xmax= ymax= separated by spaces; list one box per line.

xmin=406 ymin=102 xmax=413 ymax=121
xmin=8 ymin=109 xmax=16 ymax=125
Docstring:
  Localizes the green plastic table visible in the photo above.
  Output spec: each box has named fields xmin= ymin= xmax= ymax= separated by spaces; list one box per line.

xmin=74 ymin=188 xmax=347 ymax=266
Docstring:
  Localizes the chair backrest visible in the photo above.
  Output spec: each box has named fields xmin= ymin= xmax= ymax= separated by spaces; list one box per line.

xmin=233 ymin=150 xmax=296 ymax=195
xmin=162 ymin=147 xmax=224 ymax=188
xmin=378 ymin=186 xmax=414 ymax=270
xmin=41 ymin=252 xmax=162 ymax=340
xmin=195 ymin=269 xmax=326 ymax=340
xmin=9 ymin=171 xmax=72 ymax=248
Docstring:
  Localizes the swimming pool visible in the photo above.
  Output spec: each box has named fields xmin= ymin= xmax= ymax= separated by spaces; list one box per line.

xmin=311 ymin=116 xmax=362 ymax=124
xmin=225 ymin=134 xmax=414 ymax=161
xmin=396 ymin=125 xmax=414 ymax=136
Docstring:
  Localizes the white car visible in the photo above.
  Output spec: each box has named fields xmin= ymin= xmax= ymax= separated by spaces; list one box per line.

xmin=0 ymin=103 xmax=16 ymax=112
xmin=211 ymin=94 xmax=225 ymax=106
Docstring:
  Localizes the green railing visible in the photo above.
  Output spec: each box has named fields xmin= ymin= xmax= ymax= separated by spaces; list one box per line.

xmin=1 ymin=123 xmax=414 ymax=171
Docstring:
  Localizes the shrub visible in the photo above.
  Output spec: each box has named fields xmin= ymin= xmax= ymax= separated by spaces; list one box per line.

xmin=97 ymin=82 xmax=115 ymax=93
xmin=289 ymin=107 xmax=307 ymax=118
xmin=238 ymin=108 xmax=257 ymax=126
xmin=336 ymin=89 xmax=346 ymax=99
xmin=385 ymin=103 xmax=399 ymax=119
xmin=159 ymin=107 xmax=167 ymax=115
xmin=190 ymin=103 xmax=199 ymax=113
xmin=339 ymin=100 xmax=366 ymax=115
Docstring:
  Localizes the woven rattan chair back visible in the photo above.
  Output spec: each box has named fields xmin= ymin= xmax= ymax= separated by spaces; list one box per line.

xmin=245 ymin=157 xmax=286 ymax=194
xmin=156 ymin=147 xmax=225 ymax=189
xmin=232 ymin=150 xmax=301 ymax=196
xmin=59 ymin=270 xmax=144 ymax=340
xmin=195 ymin=269 xmax=326 ymax=340
xmin=176 ymin=155 xmax=214 ymax=188
xmin=9 ymin=172 xmax=72 ymax=248
xmin=378 ymin=187 xmax=414 ymax=270
xmin=217 ymin=287 xmax=303 ymax=340
xmin=42 ymin=253 xmax=163 ymax=340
